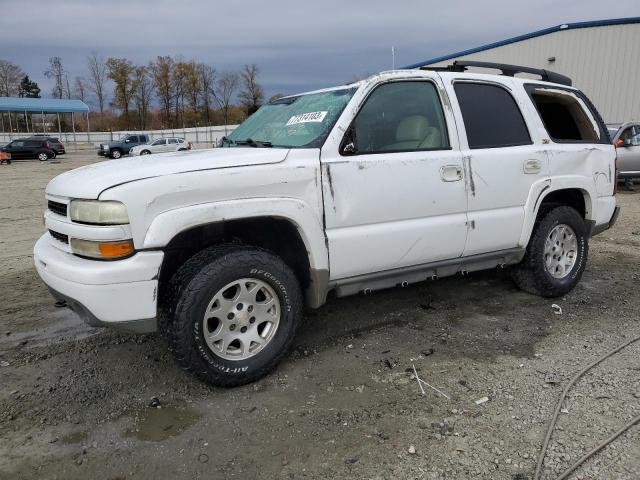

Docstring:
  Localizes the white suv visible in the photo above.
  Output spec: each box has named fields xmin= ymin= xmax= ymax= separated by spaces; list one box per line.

xmin=35 ymin=61 xmax=619 ymax=386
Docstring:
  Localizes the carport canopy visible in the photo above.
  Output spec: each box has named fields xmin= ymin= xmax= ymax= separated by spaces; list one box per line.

xmin=0 ymin=97 xmax=90 ymax=142
xmin=0 ymin=97 xmax=89 ymax=113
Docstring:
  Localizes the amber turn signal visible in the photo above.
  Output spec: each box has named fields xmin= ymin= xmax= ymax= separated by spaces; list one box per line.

xmin=70 ymin=238 xmax=134 ymax=259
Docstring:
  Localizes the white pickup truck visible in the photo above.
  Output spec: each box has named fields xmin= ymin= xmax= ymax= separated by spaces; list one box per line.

xmin=35 ymin=61 xmax=619 ymax=386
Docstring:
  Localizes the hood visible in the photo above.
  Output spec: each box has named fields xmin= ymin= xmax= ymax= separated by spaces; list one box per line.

xmin=47 ymin=147 xmax=289 ymax=199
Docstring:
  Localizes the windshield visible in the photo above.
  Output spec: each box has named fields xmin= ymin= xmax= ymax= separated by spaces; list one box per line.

xmin=226 ymin=87 xmax=357 ymax=148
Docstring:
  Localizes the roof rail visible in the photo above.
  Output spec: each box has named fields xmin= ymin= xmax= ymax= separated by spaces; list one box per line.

xmin=420 ymin=60 xmax=572 ymax=86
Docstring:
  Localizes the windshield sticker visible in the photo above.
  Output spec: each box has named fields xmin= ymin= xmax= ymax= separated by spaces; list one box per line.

xmin=286 ymin=111 xmax=328 ymax=126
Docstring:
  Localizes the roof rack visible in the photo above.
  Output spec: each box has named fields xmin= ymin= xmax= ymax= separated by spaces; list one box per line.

xmin=420 ymin=60 xmax=572 ymax=86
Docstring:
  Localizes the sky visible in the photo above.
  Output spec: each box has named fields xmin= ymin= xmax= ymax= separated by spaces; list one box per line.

xmin=1 ymin=0 xmax=639 ymax=107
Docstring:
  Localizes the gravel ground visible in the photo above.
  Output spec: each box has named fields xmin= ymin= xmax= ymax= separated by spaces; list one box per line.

xmin=0 ymin=152 xmax=639 ymax=480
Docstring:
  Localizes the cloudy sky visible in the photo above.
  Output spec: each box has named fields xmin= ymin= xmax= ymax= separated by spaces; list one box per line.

xmin=1 ymin=0 xmax=639 ymax=105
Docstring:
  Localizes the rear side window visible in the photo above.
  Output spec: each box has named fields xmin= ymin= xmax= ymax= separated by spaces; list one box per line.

xmin=528 ymin=88 xmax=600 ymax=142
xmin=454 ymin=82 xmax=531 ymax=149
xmin=168 ymin=138 xmax=179 ymax=144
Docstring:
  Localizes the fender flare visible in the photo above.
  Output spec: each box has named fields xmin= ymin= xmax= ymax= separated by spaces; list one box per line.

xmin=518 ymin=177 xmax=594 ymax=247
xmin=142 ymin=197 xmax=330 ymax=306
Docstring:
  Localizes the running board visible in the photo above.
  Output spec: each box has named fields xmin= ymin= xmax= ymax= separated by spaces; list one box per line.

xmin=330 ymin=248 xmax=525 ymax=297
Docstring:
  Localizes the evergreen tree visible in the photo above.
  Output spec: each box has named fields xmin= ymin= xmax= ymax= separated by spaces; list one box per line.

xmin=18 ymin=75 xmax=41 ymax=98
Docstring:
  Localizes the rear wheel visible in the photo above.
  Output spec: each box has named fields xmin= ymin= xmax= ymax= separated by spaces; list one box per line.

xmin=161 ymin=245 xmax=303 ymax=387
xmin=511 ymin=206 xmax=588 ymax=297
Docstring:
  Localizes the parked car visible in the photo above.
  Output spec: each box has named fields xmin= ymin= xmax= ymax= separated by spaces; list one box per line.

xmin=36 ymin=61 xmax=618 ymax=387
xmin=1 ymin=138 xmax=57 ymax=161
xmin=28 ymin=135 xmax=66 ymax=155
xmin=607 ymin=122 xmax=640 ymax=185
xmin=129 ymin=137 xmax=192 ymax=156
xmin=97 ymin=134 xmax=150 ymax=159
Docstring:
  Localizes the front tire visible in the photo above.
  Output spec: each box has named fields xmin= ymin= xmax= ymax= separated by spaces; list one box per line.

xmin=140 ymin=150 xmax=151 ymax=155
xmin=161 ymin=245 xmax=303 ymax=387
xmin=511 ymin=206 xmax=588 ymax=297
xmin=110 ymin=149 xmax=122 ymax=159
xmin=37 ymin=152 xmax=49 ymax=162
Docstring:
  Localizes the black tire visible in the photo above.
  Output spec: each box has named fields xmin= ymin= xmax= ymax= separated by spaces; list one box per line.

xmin=161 ymin=245 xmax=303 ymax=387
xmin=37 ymin=151 xmax=50 ymax=162
xmin=140 ymin=150 xmax=151 ymax=155
xmin=511 ymin=206 xmax=588 ymax=297
xmin=110 ymin=149 xmax=122 ymax=159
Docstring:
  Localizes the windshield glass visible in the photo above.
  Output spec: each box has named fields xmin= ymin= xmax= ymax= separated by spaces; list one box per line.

xmin=227 ymin=87 xmax=357 ymax=148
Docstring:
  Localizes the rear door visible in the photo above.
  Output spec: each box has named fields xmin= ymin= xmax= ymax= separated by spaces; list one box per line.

xmin=442 ymin=79 xmax=550 ymax=256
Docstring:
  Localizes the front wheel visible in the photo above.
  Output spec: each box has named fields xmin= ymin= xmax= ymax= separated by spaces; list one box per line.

xmin=37 ymin=152 xmax=49 ymax=161
xmin=161 ymin=245 xmax=303 ymax=387
xmin=511 ymin=206 xmax=588 ymax=297
xmin=140 ymin=150 xmax=151 ymax=155
xmin=110 ymin=149 xmax=122 ymax=159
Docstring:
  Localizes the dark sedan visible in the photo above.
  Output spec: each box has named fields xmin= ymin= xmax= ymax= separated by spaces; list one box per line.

xmin=0 ymin=138 xmax=57 ymax=161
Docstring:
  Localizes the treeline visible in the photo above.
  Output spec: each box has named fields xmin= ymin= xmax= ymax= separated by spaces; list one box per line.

xmin=0 ymin=56 xmax=272 ymax=132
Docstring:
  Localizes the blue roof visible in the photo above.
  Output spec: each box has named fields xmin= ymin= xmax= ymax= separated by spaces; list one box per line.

xmin=0 ymin=97 xmax=89 ymax=113
xmin=405 ymin=16 xmax=640 ymax=69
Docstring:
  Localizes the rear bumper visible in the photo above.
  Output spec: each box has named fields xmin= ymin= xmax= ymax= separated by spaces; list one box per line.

xmin=590 ymin=204 xmax=620 ymax=237
xmin=33 ymin=234 xmax=163 ymax=332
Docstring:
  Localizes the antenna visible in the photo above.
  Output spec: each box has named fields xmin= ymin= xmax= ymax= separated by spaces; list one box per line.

xmin=391 ymin=47 xmax=396 ymax=70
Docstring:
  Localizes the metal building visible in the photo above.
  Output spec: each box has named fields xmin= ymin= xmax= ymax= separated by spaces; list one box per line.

xmin=406 ymin=17 xmax=640 ymax=123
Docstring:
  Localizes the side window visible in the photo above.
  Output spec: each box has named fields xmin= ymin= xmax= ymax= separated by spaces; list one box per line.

xmin=620 ymin=126 xmax=640 ymax=146
xmin=168 ymin=138 xmax=179 ymax=144
xmin=127 ymin=136 xmax=138 ymax=143
xmin=351 ymin=81 xmax=449 ymax=154
xmin=529 ymin=88 xmax=600 ymax=142
xmin=454 ymin=82 xmax=531 ymax=149
xmin=151 ymin=139 xmax=164 ymax=146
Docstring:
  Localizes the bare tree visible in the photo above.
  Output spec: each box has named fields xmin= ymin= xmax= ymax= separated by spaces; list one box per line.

xmin=106 ymin=57 xmax=136 ymax=126
xmin=45 ymin=57 xmax=66 ymax=99
xmin=215 ymin=71 xmax=239 ymax=126
xmin=238 ymin=64 xmax=264 ymax=115
xmin=172 ymin=60 xmax=189 ymax=127
xmin=0 ymin=60 xmax=24 ymax=96
xmin=198 ymin=64 xmax=216 ymax=125
xmin=74 ymin=77 xmax=87 ymax=102
xmin=132 ymin=66 xmax=153 ymax=130
xmin=65 ymin=74 xmax=72 ymax=100
xmin=149 ymin=56 xmax=174 ymax=127
xmin=87 ymin=54 xmax=108 ymax=124
xmin=183 ymin=61 xmax=201 ymax=125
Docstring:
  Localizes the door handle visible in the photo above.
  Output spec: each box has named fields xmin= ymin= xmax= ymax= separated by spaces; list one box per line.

xmin=523 ymin=159 xmax=542 ymax=174
xmin=440 ymin=164 xmax=463 ymax=182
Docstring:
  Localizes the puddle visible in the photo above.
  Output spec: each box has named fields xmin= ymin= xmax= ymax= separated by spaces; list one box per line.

xmin=0 ymin=308 xmax=98 ymax=351
xmin=124 ymin=403 xmax=201 ymax=442
xmin=60 ymin=430 xmax=88 ymax=445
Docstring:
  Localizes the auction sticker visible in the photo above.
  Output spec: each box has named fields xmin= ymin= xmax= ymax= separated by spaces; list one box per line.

xmin=286 ymin=111 xmax=328 ymax=126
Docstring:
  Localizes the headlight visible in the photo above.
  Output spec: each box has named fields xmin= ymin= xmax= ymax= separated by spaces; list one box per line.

xmin=70 ymin=238 xmax=134 ymax=259
xmin=69 ymin=200 xmax=129 ymax=225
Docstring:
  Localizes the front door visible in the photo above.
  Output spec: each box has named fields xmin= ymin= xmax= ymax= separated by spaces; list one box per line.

xmin=616 ymin=124 xmax=640 ymax=177
xmin=320 ymin=78 xmax=468 ymax=281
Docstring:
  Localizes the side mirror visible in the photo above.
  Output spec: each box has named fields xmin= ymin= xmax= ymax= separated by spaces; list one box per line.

xmin=615 ymin=137 xmax=632 ymax=148
xmin=125 ymin=139 xmax=130 ymax=143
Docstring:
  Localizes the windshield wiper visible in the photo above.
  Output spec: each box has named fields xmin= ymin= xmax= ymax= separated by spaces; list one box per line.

xmin=235 ymin=138 xmax=272 ymax=148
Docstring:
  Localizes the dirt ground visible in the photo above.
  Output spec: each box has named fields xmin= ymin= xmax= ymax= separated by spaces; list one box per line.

xmin=1 ymin=152 xmax=639 ymax=480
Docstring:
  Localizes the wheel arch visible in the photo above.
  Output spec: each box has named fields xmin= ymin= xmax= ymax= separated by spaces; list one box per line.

xmin=519 ymin=185 xmax=593 ymax=247
xmin=147 ymin=200 xmax=329 ymax=309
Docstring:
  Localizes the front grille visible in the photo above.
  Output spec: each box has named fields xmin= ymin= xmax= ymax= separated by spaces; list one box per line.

xmin=49 ymin=230 xmax=68 ymax=244
xmin=48 ymin=200 xmax=67 ymax=217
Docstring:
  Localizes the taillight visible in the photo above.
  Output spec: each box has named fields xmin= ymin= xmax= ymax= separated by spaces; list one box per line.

xmin=60 ymin=143 xmax=64 ymax=149
xmin=613 ymin=153 xmax=619 ymax=195
xmin=188 ymin=142 xmax=193 ymax=149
